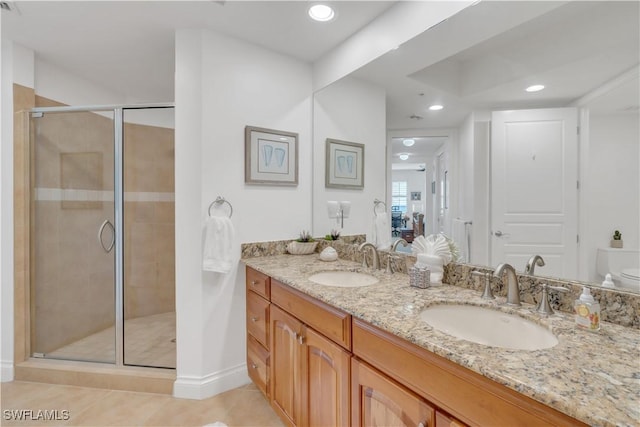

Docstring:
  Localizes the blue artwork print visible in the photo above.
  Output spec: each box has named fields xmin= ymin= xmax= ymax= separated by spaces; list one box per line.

xmin=258 ymin=138 xmax=289 ymax=174
xmin=334 ymin=149 xmax=357 ymax=179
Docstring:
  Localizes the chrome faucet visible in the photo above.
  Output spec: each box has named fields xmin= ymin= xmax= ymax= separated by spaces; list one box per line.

xmin=494 ymin=263 xmax=521 ymax=306
xmin=524 ymin=255 xmax=545 ymax=275
xmin=391 ymin=239 xmax=408 ymax=252
xmin=358 ymin=242 xmax=380 ymax=269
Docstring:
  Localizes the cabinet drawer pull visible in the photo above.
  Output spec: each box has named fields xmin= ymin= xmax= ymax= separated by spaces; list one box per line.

xmin=297 ymin=334 xmax=305 ymax=345
xmin=251 ymin=316 xmax=259 ymax=322
xmin=251 ymin=280 xmax=259 ymax=287
xmin=418 ymin=423 xmax=425 ymax=427
xmin=251 ymin=363 xmax=258 ymax=369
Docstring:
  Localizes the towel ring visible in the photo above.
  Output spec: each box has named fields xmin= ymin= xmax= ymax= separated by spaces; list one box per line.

xmin=208 ymin=196 xmax=233 ymax=218
xmin=373 ymin=199 xmax=386 ymax=214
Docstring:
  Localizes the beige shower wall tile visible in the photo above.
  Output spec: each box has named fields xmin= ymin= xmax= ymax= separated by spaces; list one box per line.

xmin=154 ymin=202 xmax=174 ymax=223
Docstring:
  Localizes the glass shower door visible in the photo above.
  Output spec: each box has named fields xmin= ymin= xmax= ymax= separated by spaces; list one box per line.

xmin=122 ymin=107 xmax=176 ymax=368
xmin=30 ymin=109 xmax=116 ymax=363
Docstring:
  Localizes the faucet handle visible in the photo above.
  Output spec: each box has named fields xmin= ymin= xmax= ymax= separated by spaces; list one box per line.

xmin=536 ymin=283 xmax=570 ymax=315
xmin=385 ymin=253 xmax=397 ymax=274
xmin=472 ymin=271 xmax=495 ymax=300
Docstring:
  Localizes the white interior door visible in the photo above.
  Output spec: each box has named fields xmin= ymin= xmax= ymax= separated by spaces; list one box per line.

xmin=491 ymin=108 xmax=578 ymax=277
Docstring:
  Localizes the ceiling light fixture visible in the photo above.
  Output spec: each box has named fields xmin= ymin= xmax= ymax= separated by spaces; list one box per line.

xmin=308 ymin=4 xmax=335 ymax=22
xmin=402 ymin=139 xmax=415 ymax=147
xmin=429 ymin=104 xmax=444 ymax=111
xmin=399 ymin=153 xmax=409 ymax=161
xmin=526 ymin=84 xmax=545 ymax=92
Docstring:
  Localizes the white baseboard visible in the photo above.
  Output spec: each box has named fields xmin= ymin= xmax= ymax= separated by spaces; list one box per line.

xmin=1 ymin=360 xmax=14 ymax=382
xmin=173 ymin=363 xmax=250 ymax=400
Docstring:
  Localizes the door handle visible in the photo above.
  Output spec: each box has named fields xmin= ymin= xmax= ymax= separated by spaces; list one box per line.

xmin=494 ymin=230 xmax=510 ymax=238
xmin=98 ymin=220 xmax=115 ymax=253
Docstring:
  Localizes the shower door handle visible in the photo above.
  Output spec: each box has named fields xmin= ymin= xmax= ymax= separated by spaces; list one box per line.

xmin=98 ymin=220 xmax=115 ymax=253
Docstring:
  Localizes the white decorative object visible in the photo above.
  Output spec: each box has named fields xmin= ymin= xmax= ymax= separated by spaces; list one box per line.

xmin=412 ymin=234 xmax=457 ymax=285
xmin=287 ymin=241 xmax=318 ymax=255
xmin=319 ymin=247 xmax=338 ymax=262
xmin=417 ymin=253 xmax=444 ymax=284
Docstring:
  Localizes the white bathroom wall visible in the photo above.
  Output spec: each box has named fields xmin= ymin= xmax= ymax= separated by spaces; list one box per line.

xmin=34 ymin=58 xmax=126 ymax=106
xmin=586 ymin=113 xmax=640 ymax=281
xmin=457 ymin=113 xmax=474 ymax=222
xmin=312 ymin=76 xmax=386 ymax=239
xmin=174 ymin=28 xmax=313 ymax=399
xmin=1 ymin=38 xmax=15 ymax=382
xmin=472 ymin=119 xmax=490 ymax=266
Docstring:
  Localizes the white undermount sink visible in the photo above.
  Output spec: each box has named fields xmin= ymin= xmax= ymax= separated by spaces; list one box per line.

xmin=419 ymin=304 xmax=558 ymax=351
xmin=308 ymin=271 xmax=379 ymax=288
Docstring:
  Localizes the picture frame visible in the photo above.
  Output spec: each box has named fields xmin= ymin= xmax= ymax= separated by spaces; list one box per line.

xmin=245 ymin=126 xmax=298 ymax=186
xmin=325 ymin=138 xmax=364 ymax=189
xmin=411 ymin=191 xmax=421 ymax=201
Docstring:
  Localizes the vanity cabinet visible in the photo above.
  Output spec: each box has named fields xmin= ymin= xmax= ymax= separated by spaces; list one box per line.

xmin=352 ymin=358 xmax=434 ymax=427
xmin=270 ymin=282 xmax=351 ymax=427
xmin=245 ymin=267 xmax=271 ymax=397
xmin=245 ymin=266 xmax=587 ymax=427
xmin=352 ymin=319 xmax=586 ymax=427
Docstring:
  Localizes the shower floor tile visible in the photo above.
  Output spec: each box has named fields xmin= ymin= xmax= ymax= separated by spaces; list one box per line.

xmin=46 ymin=312 xmax=176 ymax=369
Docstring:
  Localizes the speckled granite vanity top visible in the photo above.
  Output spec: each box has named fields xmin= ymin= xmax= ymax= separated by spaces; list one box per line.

xmin=243 ymin=254 xmax=640 ymax=427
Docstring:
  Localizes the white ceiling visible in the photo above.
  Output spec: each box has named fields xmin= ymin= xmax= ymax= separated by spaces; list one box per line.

xmin=1 ymin=0 xmax=395 ymax=102
xmin=3 ymin=0 xmax=638 ymax=152
xmin=351 ymin=0 xmax=639 ymax=165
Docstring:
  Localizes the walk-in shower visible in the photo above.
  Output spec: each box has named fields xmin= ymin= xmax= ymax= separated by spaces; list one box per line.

xmin=29 ymin=104 xmax=175 ymax=369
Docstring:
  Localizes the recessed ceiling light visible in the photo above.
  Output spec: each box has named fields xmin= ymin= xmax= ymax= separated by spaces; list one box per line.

xmin=399 ymin=153 xmax=409 ymax=161
xmin=429 ymin=104 xmax=444 ymax=111
xmin=402 ymin=139 xmax=415 ymax=147
xmin=526 ymin=84 xmax=545 ymax=92
xmin=308 ymin=4 xmax=335 ymax=22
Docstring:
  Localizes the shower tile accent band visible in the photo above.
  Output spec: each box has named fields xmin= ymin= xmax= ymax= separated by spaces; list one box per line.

xmin=35 ymin=188 xmax=175 ymax=202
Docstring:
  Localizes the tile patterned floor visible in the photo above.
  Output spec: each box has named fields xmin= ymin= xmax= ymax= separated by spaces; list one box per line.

xmin=1 ymin=381 xmax=284 ymax=427
xmin=46 ymin=312 xmax=176 ymax=369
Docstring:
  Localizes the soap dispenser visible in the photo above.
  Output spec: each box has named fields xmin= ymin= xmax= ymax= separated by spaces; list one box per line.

xmin=574 ymin=287 xmax=600 ymax=331
xmin=601 ymin=274 xmax=615 ymax=288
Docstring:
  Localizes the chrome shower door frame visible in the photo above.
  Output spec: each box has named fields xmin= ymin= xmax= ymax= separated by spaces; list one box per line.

xmin=29 ymin=103 xmax=173 ymax=367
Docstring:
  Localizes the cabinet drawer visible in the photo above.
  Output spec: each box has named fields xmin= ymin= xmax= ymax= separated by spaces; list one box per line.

xmin=271 ymin=279 xmax=351 ymax=350
xmin=435 ymin=411 xmax=466 ymax=427
xmin=247 ymin=290 xmax=269 ymax=348
xmin=246 ymin=267 xmax=270 ymax=299
xmin=247 ymin=335 xmax=269 ymax=398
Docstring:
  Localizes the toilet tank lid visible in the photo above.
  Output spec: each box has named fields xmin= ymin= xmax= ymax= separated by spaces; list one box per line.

xmin=622 ymin=268 xmax=640 ymax=280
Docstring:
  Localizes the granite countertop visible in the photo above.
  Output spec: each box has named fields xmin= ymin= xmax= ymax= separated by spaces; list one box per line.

xmin=243 ymin=254 xmax=640 ymax=427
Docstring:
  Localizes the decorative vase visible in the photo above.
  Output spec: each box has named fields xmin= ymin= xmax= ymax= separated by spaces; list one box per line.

xmin=611 ymin=239 xmax=623 ymax=248
xmin=286 ymin=241 xmax=318 ymax=255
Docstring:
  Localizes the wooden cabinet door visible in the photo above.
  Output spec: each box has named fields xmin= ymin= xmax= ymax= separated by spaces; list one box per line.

xmin=301 ymin=327 xmax=351 ymax=427
xmin=352 ymin=358 xmax=434 ymax=427
xmin=270 ymin=305 xmax=303 ymax=427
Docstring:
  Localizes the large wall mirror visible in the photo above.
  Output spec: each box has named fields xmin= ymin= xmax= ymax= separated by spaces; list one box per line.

xmin=312 ymin=1 xmax=639 ymax=293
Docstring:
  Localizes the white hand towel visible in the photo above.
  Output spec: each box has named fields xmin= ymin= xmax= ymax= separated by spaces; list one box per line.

xmin=202 ymin=216 xmax=235 ymax=273
xmin=372 ymin=213 xmax=392 ymax=250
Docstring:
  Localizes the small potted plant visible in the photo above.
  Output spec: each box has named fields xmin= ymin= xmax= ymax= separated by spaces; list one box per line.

xmin=287 ymin=230 xmax=318 ymax=255
xmin=611 ymin=230 xmax=623 ymax=248
xmin=325 ymin=229 xmax=341 ymax=241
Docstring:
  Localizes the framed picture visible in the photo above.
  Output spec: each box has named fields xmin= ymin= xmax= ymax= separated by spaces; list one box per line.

xmin=411 ymin=191 xmax=421 ymax=201
xmin=325 ymin=138 xmax=364 ymax=189
xmin=245 ymin=126 xmax=298 ymax=186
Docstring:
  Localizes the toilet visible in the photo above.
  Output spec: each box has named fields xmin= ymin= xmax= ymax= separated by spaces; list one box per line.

xmin=596 ymin=248 xmax=640 ymax=292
